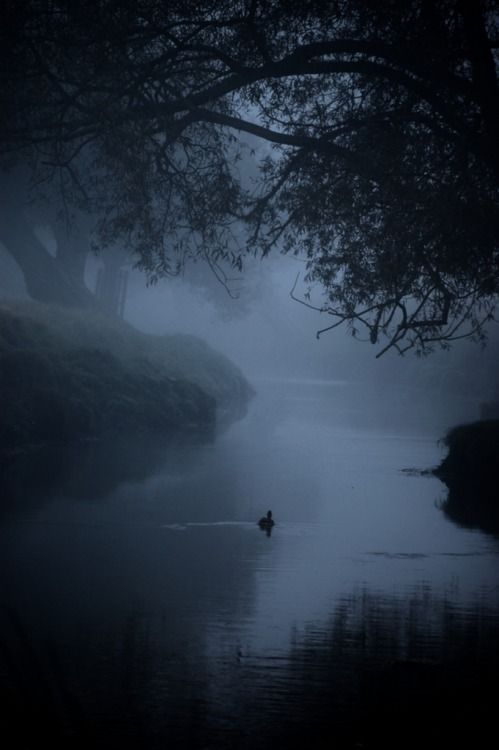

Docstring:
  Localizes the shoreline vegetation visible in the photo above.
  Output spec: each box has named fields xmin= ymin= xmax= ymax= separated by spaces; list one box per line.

xmin=0 ymin=301 xmax=254 ymax=460
xmin=434 ymin=420 xmax=499 ymax=534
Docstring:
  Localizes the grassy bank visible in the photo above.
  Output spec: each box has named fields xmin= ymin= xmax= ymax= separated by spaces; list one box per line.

xmin=0 ymin=301 xmax=253 ymax=456
xmin=434 ymin=420 xmax=499 ymax=533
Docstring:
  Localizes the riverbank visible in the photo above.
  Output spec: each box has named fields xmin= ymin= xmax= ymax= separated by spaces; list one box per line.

xmin=434 ymin=420 xmax=499 ymax=533
xmin=0 ymin=301 xmax=253 ymax=458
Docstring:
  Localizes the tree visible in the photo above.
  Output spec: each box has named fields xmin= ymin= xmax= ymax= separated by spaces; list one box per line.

xmin=1 ymin=0 xmax=498 ymax=354
xmin=0 ymin=170 xmax=95 ymax=308
xmin=0 ymin=169 xmax=130 ymax=312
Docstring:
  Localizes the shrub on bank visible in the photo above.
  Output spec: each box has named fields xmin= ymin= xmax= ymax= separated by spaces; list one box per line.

xmin=435 ymin=420 xmax=499 ymax=486
xmin=434 ymin=420 xmax=499 ymax=533
xmin=0 ymin=301 xmax=252 ymax=455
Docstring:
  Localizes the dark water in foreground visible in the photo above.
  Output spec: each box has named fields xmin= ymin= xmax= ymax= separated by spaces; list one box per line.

xmin=1 ymin=380 xmax=498 ymax=749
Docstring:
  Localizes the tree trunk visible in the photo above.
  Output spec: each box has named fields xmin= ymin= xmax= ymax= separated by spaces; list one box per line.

xmin=0 ymin=206 xmax=96 ymax=309
xmin=95 ymin=246 xmax=128 ymax=317
xmin=0 ymin=168 xmax=98 ymax=309
xmin=53 ymin=220 xmax=88 ymax=287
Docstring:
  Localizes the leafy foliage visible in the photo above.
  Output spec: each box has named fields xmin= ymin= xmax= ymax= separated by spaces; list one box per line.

xmin=1 ymin=0 xmax=499 ymax=354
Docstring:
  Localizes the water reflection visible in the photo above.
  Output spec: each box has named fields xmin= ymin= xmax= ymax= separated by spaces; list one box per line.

xmin=262 ymin=586 xmax=499 ymax=748
xmin=440 ymin=483 xmax=499 ymax=537
xmin=1 ymin=379 xmax=499 ymax=748
xmin=3 ymin=582 xmax=498 ymax=749
xmin=0 ymin=432 xmax=212 ymax=519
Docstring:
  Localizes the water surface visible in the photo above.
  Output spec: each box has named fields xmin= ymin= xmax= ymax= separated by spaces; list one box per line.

xmin=1 ymin=379 xmax=498 ymax=748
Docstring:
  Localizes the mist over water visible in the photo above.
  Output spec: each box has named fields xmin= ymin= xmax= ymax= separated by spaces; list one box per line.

xmin=121 ymin=253 xmax=495 ymax=434
xmin=1 ymin=372 xmax=498 ymax=748
xmin=2 ymin=239 xmax=499 ymax=748
xmin=2 ymin=4 xmax=499 ymax=744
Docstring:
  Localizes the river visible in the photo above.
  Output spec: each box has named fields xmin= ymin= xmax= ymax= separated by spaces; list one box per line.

xmin=1 ymin=378 xmax=498 ymax=749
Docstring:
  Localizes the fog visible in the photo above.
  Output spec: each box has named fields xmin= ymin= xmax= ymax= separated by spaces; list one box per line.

xmin=2 ymin=225 xmax=498 ymax=437
xmin=2 ymin=139 xmax=498 ymax=442
xmin=2 ymin=145 xmax=499 ymax=750
xmin=92 ymin=249 xmax=496 ymax=436
xmin=3 ymin=3 xmax=499 ymax=745
xmin=3 ymin=210 xmax=499 ymax=749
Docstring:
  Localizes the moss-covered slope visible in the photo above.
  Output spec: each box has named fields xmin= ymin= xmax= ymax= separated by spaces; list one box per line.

xmin=0 ymin=301 xmax=253 ymax=454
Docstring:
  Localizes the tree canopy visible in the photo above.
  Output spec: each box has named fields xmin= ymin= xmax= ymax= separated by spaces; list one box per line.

xmin=1 ymin=0 xmax=499 ymax=355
